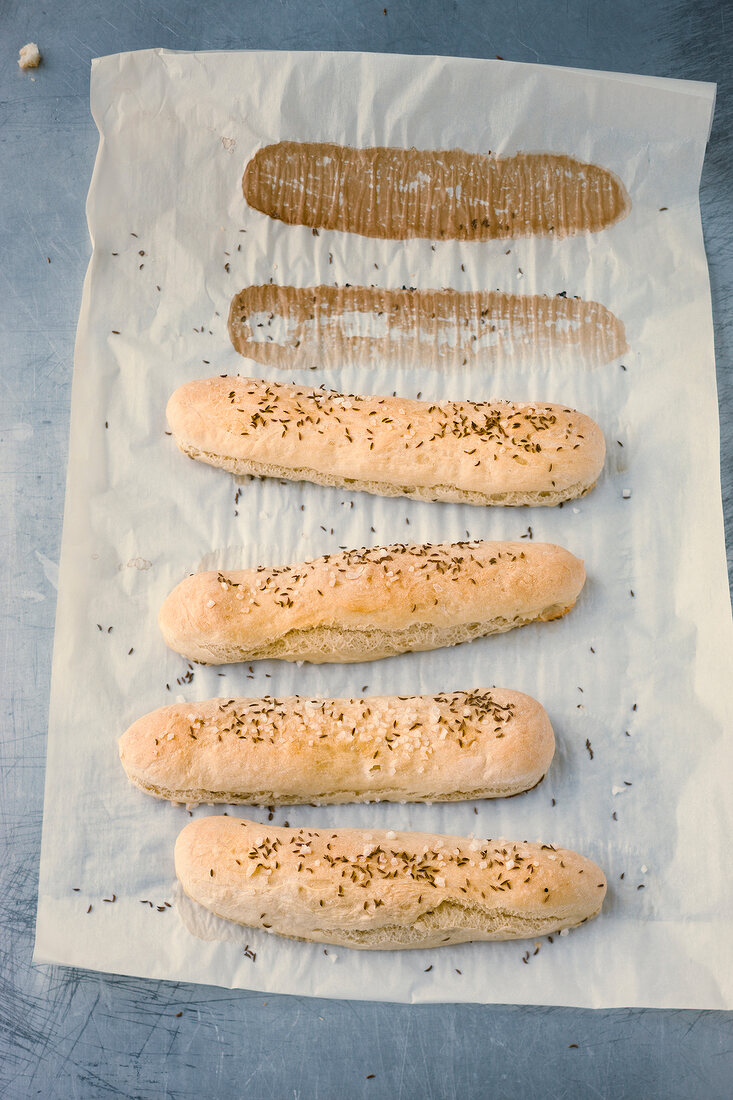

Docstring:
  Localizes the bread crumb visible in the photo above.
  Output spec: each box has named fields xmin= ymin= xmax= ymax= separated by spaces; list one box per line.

xmin=18 ymin=43 xmax=41 ymax=69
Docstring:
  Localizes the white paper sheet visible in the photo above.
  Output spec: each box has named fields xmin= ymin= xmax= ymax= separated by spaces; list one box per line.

xmin=34 ymin=49 xmax=732 ymax=1008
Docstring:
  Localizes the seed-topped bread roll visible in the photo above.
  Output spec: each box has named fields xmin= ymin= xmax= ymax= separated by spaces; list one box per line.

xmin=167 ymin=377 xmax=605 ymax=507
xmin=227 ymin=284 xmax=628 ymax=369
xmin=242 ymin=142 xmax=631 ymax=240
xmin=119 ymin=689 xmax=555 ymax=805
xmin=175 ymin=816 xmax=607 ymax=948
xmin=158 ymin=540 xmax=586 ymax=665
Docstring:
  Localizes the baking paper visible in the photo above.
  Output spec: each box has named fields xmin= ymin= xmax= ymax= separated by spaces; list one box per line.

xmin=34 ymin=49 xmax=732 ymax=1008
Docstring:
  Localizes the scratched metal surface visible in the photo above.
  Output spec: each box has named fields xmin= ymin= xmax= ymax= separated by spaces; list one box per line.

xmin=1 ymin=0 xmax=731 ymax=1096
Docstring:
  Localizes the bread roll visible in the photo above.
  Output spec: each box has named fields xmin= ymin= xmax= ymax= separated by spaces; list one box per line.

xmin=175 ymin=816 xmax=607 ymax=948
xmin=167 ymin=377 xmax=605 ymax=507
xmin=228 ymin=284 xmax=628 ymax=369
xmin=158 ymin=540 xmax=585 ymax=665
xmin=242 ymin=142 xmax=631 ymax=240
xmin=119 ymin=689 xmax=555 ymax=805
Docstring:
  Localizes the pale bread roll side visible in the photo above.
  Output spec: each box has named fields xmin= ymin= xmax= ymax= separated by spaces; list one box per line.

xmin=167 ymin=377 xmax=606 ymax=507
xmin=119 ymin=690 xmax=555 ymax=805
xmin=175 ymin=816 xmax=607 ymax=948
xmin=243 ymin=142 xmax=631 ymax=240
xmin=228 ymin=284 xmax=628 ymax=369
xmin=158 ymin=540 xmax=586 ymax=665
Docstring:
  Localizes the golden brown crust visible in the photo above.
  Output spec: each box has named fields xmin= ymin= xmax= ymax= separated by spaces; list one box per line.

xmin=118 ymin=690 xmax=555 ymax=805
xmin=166 ymin=377 xmax=606 ymax=507
xmin=227 ymin=284 xmax=628 ymax=369
xmin=175 ymin=816 xmax=607 ymax=948
xmin=242 ymin=142 xmax=631 ymax=240
xmin=158 ymin=540 xmax=586 ymax=665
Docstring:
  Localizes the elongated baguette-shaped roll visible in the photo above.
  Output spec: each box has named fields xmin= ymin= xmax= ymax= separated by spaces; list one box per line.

xmin=228 ymin=284 xmax=628 ymax=369
xmin=119 ymin=689 xmax=555 ymax=805
xmin=167 ymin=377 xmax=605 ymax=507
xmin=158 ymin=540 xmax=585 ymax=665
xmin=175 ymin=816 xmax=607 ymax=948
xmin=242 ymin=142 xmax=631 ymax=240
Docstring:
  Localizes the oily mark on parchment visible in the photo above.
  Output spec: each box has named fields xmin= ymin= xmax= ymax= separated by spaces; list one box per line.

xmin=228 ymin=284 xmax=627 ymax=369
xmin=242 ymin=143 xmax=631 ymax=240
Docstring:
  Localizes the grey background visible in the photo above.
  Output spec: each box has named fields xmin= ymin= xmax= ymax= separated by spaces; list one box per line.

xmin=1 ymin=1 xmax=731 ymax=1097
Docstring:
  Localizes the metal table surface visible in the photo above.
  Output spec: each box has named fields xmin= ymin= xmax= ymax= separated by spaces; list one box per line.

xmin=1 ymin=2 xmax=731 ymax=1097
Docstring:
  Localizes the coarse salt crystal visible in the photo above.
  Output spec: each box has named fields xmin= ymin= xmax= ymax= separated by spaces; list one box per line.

xmin=206 ymin=599 xmax=216 ymax=608
xmin=559 ymin=928 xmax=569 ymax=937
